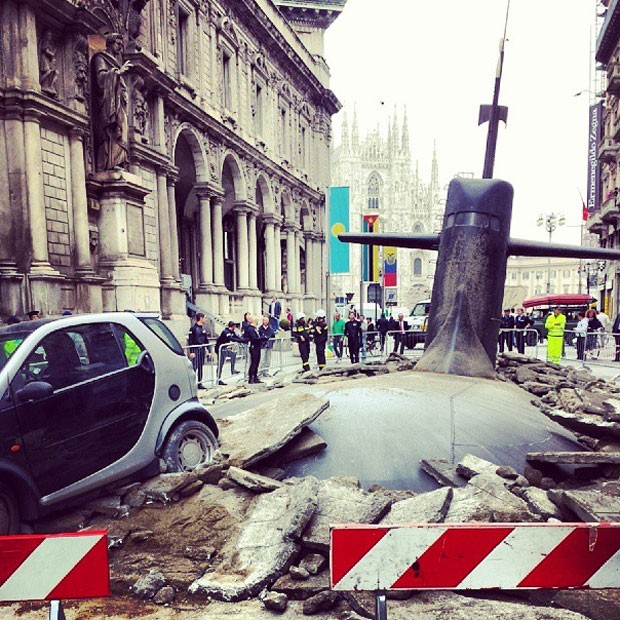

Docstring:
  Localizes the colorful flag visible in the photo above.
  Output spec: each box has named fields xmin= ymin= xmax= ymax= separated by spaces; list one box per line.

xmin=582 ymin=200 xmax=589 ymax=222
xmin=329 ymin=187 xmax=350 ymax=273
xmin=383 ymin=247 xmax=397 ymax=286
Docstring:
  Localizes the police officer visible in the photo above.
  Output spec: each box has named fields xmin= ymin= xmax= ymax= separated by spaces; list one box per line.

xmin=292 ymin=312 xmax=312 ymax=372
xmin=344 ymin=310 xmax=363 ymax=364
xmin=311 ymin=309 xmax=329 ymax=370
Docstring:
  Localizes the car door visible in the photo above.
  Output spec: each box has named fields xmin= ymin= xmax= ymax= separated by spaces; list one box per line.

xmin=11 ymin=323 xmax=154 ymax=496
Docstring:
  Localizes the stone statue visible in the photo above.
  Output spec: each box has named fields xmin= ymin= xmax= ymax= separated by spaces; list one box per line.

xmin=73 ymin=34 xmax=89 ymax=103
xmin=39 ymin=30 xmax=58 ymax=98
xmin=91 ymin=33 xmax=132 ymax=171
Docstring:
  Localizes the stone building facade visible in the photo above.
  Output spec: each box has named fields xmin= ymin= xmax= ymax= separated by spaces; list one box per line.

xmin=330 ymin=107 xmax=444 ymax=312
xmin=585 ymin=0 xmax=620 ymax=316
xmin=0 ymin=0 xmax=344 ymax=329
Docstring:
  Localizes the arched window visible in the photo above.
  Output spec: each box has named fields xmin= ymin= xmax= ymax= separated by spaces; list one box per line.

xmin=367 ymin=173 xmax=381 ymax=210
xmin=413 ymin=258 xmax=422 ymax=276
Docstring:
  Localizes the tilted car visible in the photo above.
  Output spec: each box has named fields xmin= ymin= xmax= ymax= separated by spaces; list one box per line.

xmin=0 ymin=312 xmax=219 ymax=534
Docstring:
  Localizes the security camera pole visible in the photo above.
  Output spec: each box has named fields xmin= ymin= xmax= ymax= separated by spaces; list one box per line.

xmin=479 ymin=0 xmax=510 ymax=179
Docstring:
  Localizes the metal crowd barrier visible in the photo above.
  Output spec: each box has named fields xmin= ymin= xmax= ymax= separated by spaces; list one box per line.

xmin=561 ymin=328 xmax=620 ymax=367
xmin=497 ymin=327 xmax=540 ymax=358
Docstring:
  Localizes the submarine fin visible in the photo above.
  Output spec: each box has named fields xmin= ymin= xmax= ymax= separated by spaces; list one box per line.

xmin=507 ymin=239 xmax=620 ymax=261
xmin=338 ymin=233 xmax=440 ymax=251
xmin=415 ymin=284 xmax=496 ymax=379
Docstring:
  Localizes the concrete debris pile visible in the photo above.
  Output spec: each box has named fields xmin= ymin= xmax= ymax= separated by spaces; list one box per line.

xmin=30 ymin=361 xmax=620 ymax=619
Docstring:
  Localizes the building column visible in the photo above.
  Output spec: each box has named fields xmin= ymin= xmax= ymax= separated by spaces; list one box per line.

xmin=167 ymin=176 xmax=180 ymax=280
xmin=212 ymin=197 xmax=225 ymax=287
xmin=264 ymin=221 xmax=276 ymax=292
xmin=198 ymin=195 xmax=213 ymax=286
xmin=236 ymin=209 xmax=249 ymax=289
xmin=24 ymin=111 xmax=51 ymax=269
xmin=274 ymin=224 xmax=282 ymax=293
xmin=248 ymin=212 xmax=258 ymax=290
xmin=285 ymin=225 xmax=296 ymax=294
xmin=315 ymin=235 xmax=324 ymax=301
xmin=294 ymin=229 xmax=302 ymax=295
xmin=304 ymin=233 xmax=313 ymax=296
xmin=156 ymin=170 xmax=173 ymax=281
xmin=69 ymin=129 xmax=91 ymax=272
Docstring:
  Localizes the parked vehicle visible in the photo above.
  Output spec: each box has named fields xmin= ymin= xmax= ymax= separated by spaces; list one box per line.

xmin=522 ymin=294 xmax=597 ymax=345
xmin=0 ymin=312 xmax=219 ymax=534
xmin=408 ymin=299 xmax=431 ymax=346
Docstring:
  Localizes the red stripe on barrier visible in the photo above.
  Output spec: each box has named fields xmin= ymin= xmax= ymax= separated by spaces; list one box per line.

xmin=519 ymin=526 xmax=620 ymax=588
xmin=391 ymin=526 xmax=513 ymax=588
xmin=0 ymin=537 xmax=42 ymax=585
xmin=331 ymin=527 xmax=389 ymax=587
xmin=47 ymin=534 xmax=110 ymax=600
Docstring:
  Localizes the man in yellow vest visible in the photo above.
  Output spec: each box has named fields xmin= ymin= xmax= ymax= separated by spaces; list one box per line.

xmin=544 ymin=306 xmax=566 ymax=364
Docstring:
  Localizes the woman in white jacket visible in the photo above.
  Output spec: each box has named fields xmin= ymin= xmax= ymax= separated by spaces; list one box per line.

xmin=575 ymin=312 xmax=588 ymax=362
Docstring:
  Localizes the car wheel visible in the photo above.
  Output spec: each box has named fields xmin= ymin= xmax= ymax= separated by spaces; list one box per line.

xmin=0 ymin=484 xmax=19 ymax=535
xmin=162 ymin=420 xmax=217 ymax=472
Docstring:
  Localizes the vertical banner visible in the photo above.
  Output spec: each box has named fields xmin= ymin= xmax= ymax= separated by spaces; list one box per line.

xmin=363 ymin=214 xmax=379 ymax=282
xmin=329 ymin=187 xmax=350 ymax=273
xmin=384 ymin=246 xmax=397 ymax=286
xmin=587 ymin=101 xmax=603 ymax=214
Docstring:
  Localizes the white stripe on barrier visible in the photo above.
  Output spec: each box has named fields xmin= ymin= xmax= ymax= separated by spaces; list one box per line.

xmin=458 ymin=526 xmax=571 ymax=589
xmin=0 ymin=534 xmax=101 ymax=600
xmin=335 ymin=527 xmax=445 ymax=591
xmin=587 ymin=547 xmax=620 ymax=588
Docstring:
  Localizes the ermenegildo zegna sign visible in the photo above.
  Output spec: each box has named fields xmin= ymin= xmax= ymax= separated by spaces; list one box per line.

xmin=587 ymin=101 xmax=603 ymax=214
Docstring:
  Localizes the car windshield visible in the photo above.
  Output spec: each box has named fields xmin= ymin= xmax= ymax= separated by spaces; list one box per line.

xmin=412 ymin=303 xmax=430 ymax=317
xmin=0 ymin=333 xmax=27 ymax=371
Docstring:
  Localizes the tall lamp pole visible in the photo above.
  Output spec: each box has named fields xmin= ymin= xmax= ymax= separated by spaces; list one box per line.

xmin=537 ymin=213 xmax=565 ymax=294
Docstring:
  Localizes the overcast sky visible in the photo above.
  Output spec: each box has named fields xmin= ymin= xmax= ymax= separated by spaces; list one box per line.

xmin=324 ymin=0 xmax=598 ymax=244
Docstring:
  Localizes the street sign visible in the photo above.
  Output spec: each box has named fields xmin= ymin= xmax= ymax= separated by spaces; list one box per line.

xmin=331 ymin=523 xmax=620 ymax=591
xmin=0 ymin=531 xmax=109 ymax=601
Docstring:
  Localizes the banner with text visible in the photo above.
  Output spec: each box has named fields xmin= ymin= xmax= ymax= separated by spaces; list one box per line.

xmin=329 ymin=187 xmax=350 ymax=273
xmin=587 ymin=101 xmax=603 ymax=214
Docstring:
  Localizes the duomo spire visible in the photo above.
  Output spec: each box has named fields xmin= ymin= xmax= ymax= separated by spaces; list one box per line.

xmin=401 ymin=106 xmax=410 ymax=156
xmin=341 ymin=111 xmax=350 ymax=153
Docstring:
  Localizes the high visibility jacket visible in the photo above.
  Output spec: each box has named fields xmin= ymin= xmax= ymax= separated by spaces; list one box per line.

xmin=123 ymin=333 xmax=142 ymax=365
xmin=544 ymin=313 xmax=566 ymax=337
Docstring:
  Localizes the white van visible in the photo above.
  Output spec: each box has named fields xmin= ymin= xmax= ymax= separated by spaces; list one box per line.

xmin=410 ymin=299 xmax=431 ymax=332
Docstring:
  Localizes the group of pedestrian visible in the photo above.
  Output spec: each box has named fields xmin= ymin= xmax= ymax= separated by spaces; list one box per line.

xmin=575 ymin=308 xmax=608 ymax=361
xmin=498 ymin=307 xmax=534 ymax=355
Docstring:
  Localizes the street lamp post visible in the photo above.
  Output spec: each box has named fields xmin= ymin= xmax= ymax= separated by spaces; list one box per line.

xmin=537 ymin=213 xmax=565 ymax=294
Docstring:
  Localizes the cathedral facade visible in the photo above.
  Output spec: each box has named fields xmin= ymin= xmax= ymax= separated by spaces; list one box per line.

xmin=0 ymin=0 xmax=344 ymax=331
xmin=330 ymin=107 xmax=444 ymax=313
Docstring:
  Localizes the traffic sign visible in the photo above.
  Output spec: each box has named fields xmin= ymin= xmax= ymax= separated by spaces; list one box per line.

xmin=331 ymin=523 xmax=620 ymax=591
xmin=0 ymin=531 xmax=109 ymax=601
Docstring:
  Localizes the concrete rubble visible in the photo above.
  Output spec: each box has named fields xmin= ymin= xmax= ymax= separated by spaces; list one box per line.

xmin=29 ymin=354 xmax=620 ymax=619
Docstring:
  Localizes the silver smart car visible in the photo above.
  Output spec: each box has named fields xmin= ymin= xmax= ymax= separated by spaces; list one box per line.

xmin=0 ymin=312 xmax=219 ymax=533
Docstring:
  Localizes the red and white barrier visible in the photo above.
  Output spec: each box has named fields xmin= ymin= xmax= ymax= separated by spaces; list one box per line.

xmin=331 ymin=523 xmax=620 ymax=591
xmin=0 ymin=531 xmax=109 ymax=602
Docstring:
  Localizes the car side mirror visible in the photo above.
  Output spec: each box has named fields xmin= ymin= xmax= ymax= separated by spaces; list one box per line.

xmin=137 ymin=351 xmax=155 ymax=374
xmin=16 ymin=381 xmax=54 ymax=402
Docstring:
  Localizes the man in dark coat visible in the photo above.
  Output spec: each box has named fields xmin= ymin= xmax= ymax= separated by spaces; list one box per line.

xmin=514 ymin=308 xmax=533 ymax=354
xmin=613 ymin=312 xmax=620 ymax=362
xmin=245 ymin=314 xmax=265 ymax=384
xmin=344 ymin=311 xmax=363 ymax=364
xmin=392 ymin=312 xmax=410 ymax=355
xmin=377 ymin=313 xmax=389 ymax=351
xmin=188 ymin=313 xmax=210 ymax=388
xmin=498 ymin=308 xmax=515 ymax=353
xmin=215 ymin=321 xmax=242 ymax=385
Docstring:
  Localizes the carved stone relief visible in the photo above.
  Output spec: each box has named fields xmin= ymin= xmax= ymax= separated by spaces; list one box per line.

xmin=73 ymin=34 xmax=89 ymax=105
xmin=131 ymin=76 xmax=150 ymax=142
xmin=39 ymin=30 xmax=59 ymax=98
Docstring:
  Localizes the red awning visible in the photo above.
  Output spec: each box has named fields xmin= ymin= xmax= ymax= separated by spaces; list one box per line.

xmin=522 ymin=293 xmax=596 ymax=309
